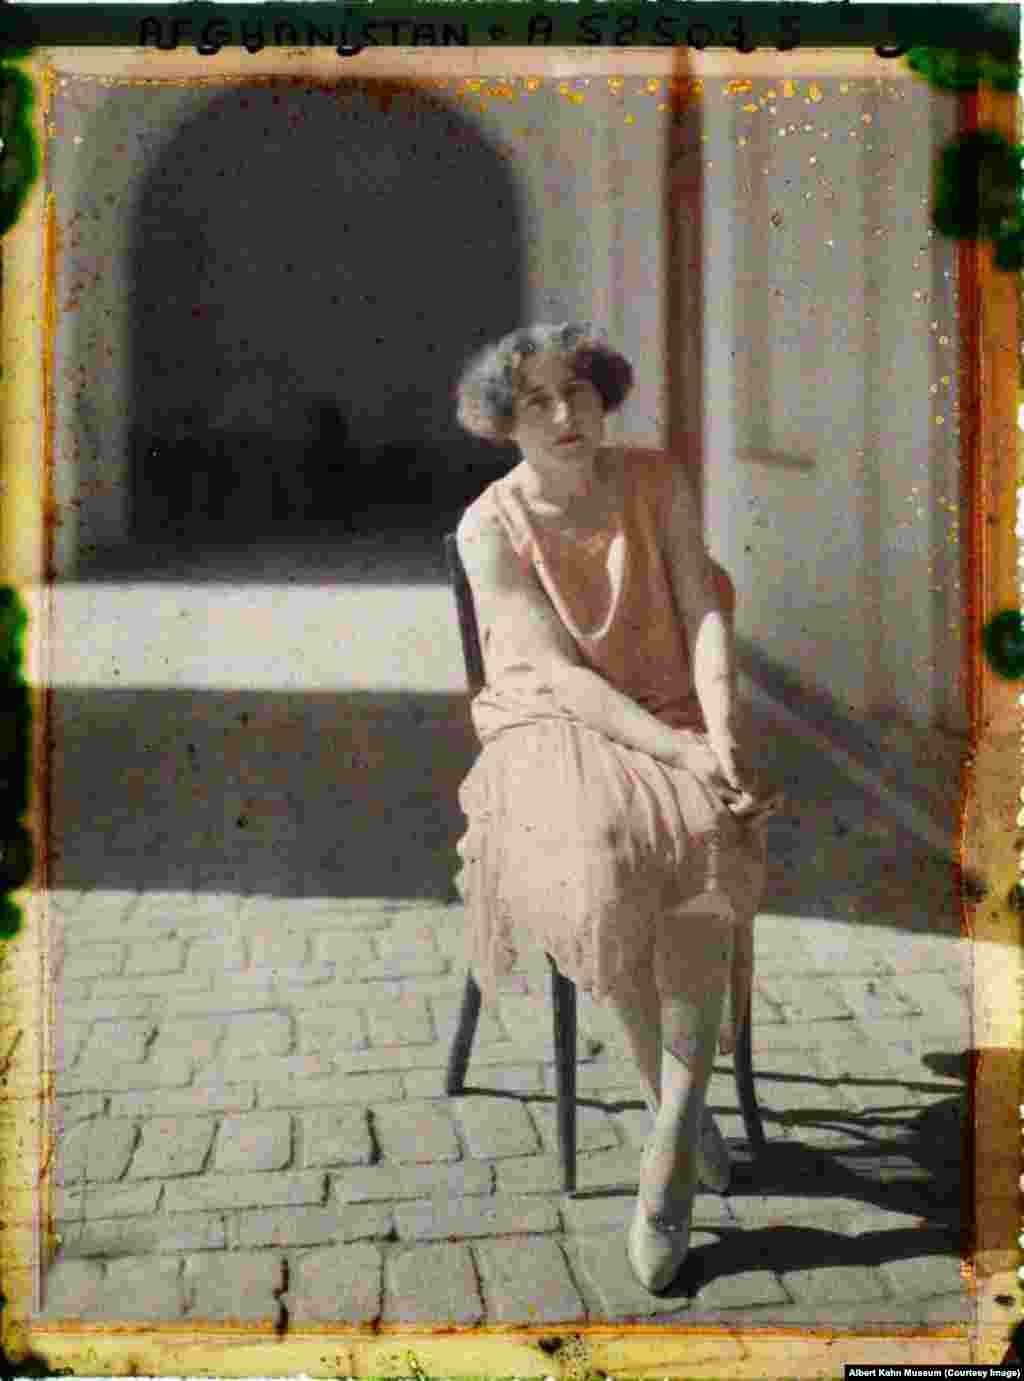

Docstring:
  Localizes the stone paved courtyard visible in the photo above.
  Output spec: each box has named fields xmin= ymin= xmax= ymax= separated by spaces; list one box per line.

xmin=43 ymin=788 xmax=969 ymax=1328
xmin=38 ymin=560 xmax=971 ymax=1329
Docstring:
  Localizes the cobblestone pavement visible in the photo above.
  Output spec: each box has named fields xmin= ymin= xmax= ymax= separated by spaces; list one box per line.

xmin=42 ymin=696 xmax=970 ymax=1328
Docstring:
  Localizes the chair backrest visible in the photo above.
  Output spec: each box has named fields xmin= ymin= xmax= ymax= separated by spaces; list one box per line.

xmin=444 ymin=532 xmax=486 ymax=695
xmin=444 ymin=529 xmax=736 ymax=697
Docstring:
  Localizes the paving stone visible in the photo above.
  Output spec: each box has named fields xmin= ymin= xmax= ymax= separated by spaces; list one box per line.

xmin=543 ymin=1060 xmax=646 ymax=1098
xmin=309 ymin=932 xmax=376 ymax=967
xmin=781 ymin=1263 xmax=891 ymax=1306
xmin=167 ymin=980 xmax=277 ymax=1018
xmin=80 ymin=1019 xmax=155 ymax=1064
xmin=878 ymin=1250 xmax=967 ymax=1299
xmin=612 ymin=1107 xmax=653 ymax=1150
xmin=54 ymin=1022 xmax=90 ymax=1071
xmin=101 ymin=1255 xmax=187 ymax=1318
xmin=210 ymin=1053 xmax=331 ymax=1085
xmin=61 ymin=1212 xmax=226 ymax=1258
xmin=367 ymin=995 xmax=434 ymax=1047
xmin=373 ymin=1101 xmax=461 ymax=1163
xmin=871 ymin=933 xmax=968 ymax=977
xmin=384 ymin=1243 xmax=483 ymax=1325
xmin=403 ymin=1064 xmax=544 ymax=1100
xmin=61 ymin=944 xmax=125 ymax=980
xmin=131 ymin=890 xmax=210 ymax=921
xmin=235 ymin=1202 xmax=392 ymax=1249
xmin=62 ymin=997 xmax=154 ymax=1024
xmin=474 ymin=1235 xmax=587 ymax=1323
xmin=249 ymin=929 xmax=311 ymax=968
xmin=429 ymin=995 xmax=507 ymax=1045
xmin=62 ymin=1056 xmax=194 ymax=1093
xmin=755 ymin=976 xmax=855 ymax=1024
xmin=184 ymin=1250 xmax=283 ymax=1323
xmin=493 ymin=1156 xmax=566 ymax=1197
xmin=891 ymin=973 xmax=971 ymax=1030
xmin=531 ymin=1103 xmax=621 ymax=1156
xmin=215 ymin=1112 xmax=293 ymax=1172
xmin=186 ymin=937 xmax=247 ymax=972
xmin=109 ymin=1084 xmax=255 ymax=1118
xmin=454 ymin=1098 xmax=541 ymax=1159
xmin=52 ymin=1093 xmax=105 ymax=1130
xmin=374 ymin=924 xmax=440 ymax=963
xmin=356 ymin=955 xmax=450 ymax=981
xmin=919 ymin=1291 xmax=972 ymax=1325
xmin=335 ymin=1160 xmax=493 ymax=1204
xmin=149 ymin=1018 xmax=225 ymax=1063
xmin=262 ymin=961 xmax=339 ymax=989
xmin=91 ymin=973 xmax=213 ymax=1001
xmin=77 ymin=1181 xmax=162 ymax=1221
xmin=287 ymin=1243 xmax=382 ymax=1324
xmin=124 ymin=938 xmax=186 ymax=976
xmin=395 ymin=1194 xmax=559 ymax=1242
xmin=694 ymin=1267 xmax=791 ymax=1311
xmin=61 ymin=980 xmax=94 ymax=1005
xmin=288 ymin=978 xmax=403 ymax=1012
xmin=164 ymin=1170 xmax=325 ymax=1213
xmin=71 ymin=891 xmax=143 ymax=927
xmin=258 ymin=1072 xmax=403 ymax=1110
xmin=40 ymin=1258 xmax=104 ymax=1318
xmin=727 ymin=1195 xmax=875 ymax=1229
xmin=55 ymin=1119 xmax=139 ymax=1184
xmin=833 ymin=977 xmax=920 ymax=1023
xmin=563 ymin=1191 xmax=733 ymax=1235
xmin=127 ymin=1116 xmax=217 ymax=1179
xmin=302 ymin=1108 xmax=373 ymax=1168
xmin=220 ymin=1011 xmax=293 ymax=1059
xmin=296 ymin=904 xmax=400 ymax=932
xmin=574 ymin=1229 xmax=717 ymax=1319
xmin=297 ymin=1005 xmax=368 ymax=1055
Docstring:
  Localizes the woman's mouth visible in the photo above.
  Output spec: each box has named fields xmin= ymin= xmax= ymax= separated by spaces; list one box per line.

xmin=557 ymin=433 xmax=582 ymax=446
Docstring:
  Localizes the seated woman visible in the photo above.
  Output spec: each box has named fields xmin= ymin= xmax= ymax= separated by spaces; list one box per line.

xmin=453 ymin=323 xmax=779 ymax=1294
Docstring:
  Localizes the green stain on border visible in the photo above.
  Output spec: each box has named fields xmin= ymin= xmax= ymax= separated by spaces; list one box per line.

xmin=905 ymin=44 xmax=1021 ymax=93
xmin=0 ymin=588 xmax=31 ymax=940
xmin=0 ymin=61 xmax=40 ymax=240
xmin=982 ymin=609 xmax=1024 ymax=680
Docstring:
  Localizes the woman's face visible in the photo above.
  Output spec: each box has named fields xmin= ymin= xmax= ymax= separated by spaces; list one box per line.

xmin=509 ymin=350 xmax=605 ymax=474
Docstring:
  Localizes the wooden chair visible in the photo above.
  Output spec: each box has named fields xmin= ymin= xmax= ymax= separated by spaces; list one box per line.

xmin=442 ymin=531 xmax=766 ymax=1194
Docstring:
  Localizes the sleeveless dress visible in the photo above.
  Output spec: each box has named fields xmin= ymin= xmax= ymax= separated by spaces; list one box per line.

xmin=455 ymin=449 xmax=765 ymax=1045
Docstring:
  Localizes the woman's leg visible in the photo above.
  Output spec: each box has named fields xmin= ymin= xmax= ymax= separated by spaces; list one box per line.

xmin=643 ymin=906 xmax=732 ymax=1218
xmin=606 ymin=956 xmax=663 ymax=1114
xmin=617 ymin=906 xmax=733 ymax=1290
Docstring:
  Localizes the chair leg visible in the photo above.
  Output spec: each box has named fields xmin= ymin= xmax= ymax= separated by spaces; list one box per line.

xmin=445 ymin=969 xmax=482 ymax=1096
xmin=548 ymin=954 xmax=577 ymax=1196
xmin=733 ymin=992 xmax=767 ymax=1153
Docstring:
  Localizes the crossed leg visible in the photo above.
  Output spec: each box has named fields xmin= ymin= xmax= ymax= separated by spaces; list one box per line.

xmin=607 ymin=905 xmax=734 ymax=1288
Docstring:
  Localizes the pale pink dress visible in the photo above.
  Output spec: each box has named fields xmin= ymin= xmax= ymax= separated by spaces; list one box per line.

xmin=455 ymin=449 xmax=765 ymax=1042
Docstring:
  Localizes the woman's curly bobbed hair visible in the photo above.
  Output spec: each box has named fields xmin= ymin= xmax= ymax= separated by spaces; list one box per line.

xmin=455 ymin=323 xmax=634 ymax=444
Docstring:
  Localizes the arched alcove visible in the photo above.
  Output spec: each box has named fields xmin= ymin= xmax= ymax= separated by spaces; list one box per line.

xmin=120 ymin=79 xmax=524 ymax=559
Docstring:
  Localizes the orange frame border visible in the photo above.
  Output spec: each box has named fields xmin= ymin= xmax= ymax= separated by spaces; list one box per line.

xmin=0 ymin=45 xmax=1019 ymax=1375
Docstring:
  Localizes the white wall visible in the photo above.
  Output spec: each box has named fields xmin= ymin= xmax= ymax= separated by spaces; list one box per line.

xmin=589 ymin=72 xmax=963 ymax=744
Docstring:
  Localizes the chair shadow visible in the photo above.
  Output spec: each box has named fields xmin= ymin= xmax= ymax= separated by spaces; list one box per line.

xmin=459 ymin=1052 xmax=965 ymax=1291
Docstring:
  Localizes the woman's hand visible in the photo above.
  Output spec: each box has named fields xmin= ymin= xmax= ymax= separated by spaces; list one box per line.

xmin=706 ymin=731 xmax=782 ymax=820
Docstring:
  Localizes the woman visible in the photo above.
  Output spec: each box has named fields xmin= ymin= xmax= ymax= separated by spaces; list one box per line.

xmin=453 ymin=323 xmax=778 ymax=1293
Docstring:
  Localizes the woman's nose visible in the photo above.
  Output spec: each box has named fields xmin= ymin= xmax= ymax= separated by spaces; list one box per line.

xmin=553 ymin=396 xmax=573 ymax=425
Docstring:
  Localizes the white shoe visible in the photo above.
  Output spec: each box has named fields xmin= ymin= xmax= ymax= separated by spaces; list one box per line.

xmin=696 ymin=1108 xmax=731 ymax=1194
xmin=627 ymin=1197 xmax=692 ymax=1294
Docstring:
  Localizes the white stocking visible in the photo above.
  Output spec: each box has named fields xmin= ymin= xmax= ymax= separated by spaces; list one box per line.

xmin=611 ymin=907 xmax=732 ymax=1219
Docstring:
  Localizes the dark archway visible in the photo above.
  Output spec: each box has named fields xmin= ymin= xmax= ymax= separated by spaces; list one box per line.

xmin=117 ymin=79 xmax=523 ymax=566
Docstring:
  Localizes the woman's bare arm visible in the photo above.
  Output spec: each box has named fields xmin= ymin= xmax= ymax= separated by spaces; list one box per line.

xmin=457 ymin=505 xmax=692 ymax=765
xmin=662 ymin=465 xmax=740 ymax=752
